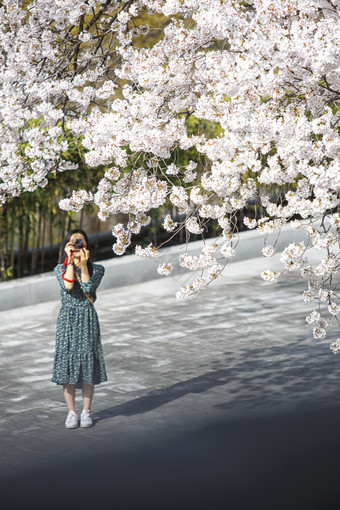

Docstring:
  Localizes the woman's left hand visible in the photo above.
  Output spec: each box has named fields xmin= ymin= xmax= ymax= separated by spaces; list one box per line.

xmin=79 ymin=248 xmax=90 ymax=267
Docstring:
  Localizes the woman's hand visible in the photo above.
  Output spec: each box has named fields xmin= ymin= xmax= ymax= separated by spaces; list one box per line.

xmin=65 ymin=242 xmax=75 ymax=261
xmin=63 ymin=243 xmax=76 ymax=289
xmin=79 ymin=247 xmax=90 ymax=267
xmin=79 ymin=248 xmax=90 ymax=283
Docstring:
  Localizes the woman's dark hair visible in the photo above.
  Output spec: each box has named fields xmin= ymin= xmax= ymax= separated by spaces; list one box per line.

xmin=61 ymin=229 xmax=93 ymax=276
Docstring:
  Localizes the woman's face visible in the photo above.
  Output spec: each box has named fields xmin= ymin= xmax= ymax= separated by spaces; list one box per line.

xmin=69 ymin=232 xmax=87 ymax=257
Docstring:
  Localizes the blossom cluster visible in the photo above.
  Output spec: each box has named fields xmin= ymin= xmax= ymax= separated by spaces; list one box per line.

xmin=1 ymin=0 xmax=340 ymax=348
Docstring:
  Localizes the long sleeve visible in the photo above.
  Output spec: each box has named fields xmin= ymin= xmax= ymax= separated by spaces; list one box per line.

xmin=78 ymin=264 xmax=105 ymax=301
xmin=54 ymin=263 xmax=72 ymax=293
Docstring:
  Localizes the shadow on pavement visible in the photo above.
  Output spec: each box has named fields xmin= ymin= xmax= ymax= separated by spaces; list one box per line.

xmin=94 ymin=344 xmax=340 ymax=422
xmin=94 ymin=368 xmax=235 ymax=421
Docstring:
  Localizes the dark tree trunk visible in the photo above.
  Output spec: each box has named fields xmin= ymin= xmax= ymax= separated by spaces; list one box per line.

xmin=58 ymin=214 xmax=67 ymax=263
xmin=40 ymin=213 xmax=46 ymax=273
xmin=17 ymin=206 xmax=24 ymax=278
xmin=23 ymin=214 xmax=30 ymax=277
xmin=30 ymin=207 xmax=39 ymax=275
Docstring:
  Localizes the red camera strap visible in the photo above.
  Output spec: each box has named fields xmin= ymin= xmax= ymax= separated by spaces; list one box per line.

xmin=61 ymin=257 xmax=76 ymax=283
xmin=61 ymin=256 xmax=68 ymax=276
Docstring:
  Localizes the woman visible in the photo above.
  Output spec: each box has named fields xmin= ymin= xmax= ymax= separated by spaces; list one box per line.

xmin=52 ymin=229 xmax=107 ymax=429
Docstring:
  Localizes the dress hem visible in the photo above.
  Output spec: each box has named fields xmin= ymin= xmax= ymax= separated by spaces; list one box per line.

xmin=52 ymin=377 xmax=108 ymax=389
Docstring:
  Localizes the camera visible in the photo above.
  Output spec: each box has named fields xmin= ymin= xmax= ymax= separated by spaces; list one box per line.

xmin=73 ymin=239 xmax=84 ymax=250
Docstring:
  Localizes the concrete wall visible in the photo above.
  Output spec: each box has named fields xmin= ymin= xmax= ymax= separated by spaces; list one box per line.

xmin=0 ymin=225 xmax=307 ymax=311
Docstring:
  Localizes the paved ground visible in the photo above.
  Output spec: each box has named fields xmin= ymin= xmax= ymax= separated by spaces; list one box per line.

xmin=1 ymin=252 xmax=340 ymax=509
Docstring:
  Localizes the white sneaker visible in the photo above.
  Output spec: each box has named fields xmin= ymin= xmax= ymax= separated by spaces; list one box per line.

xmin=65 ymin=410 xmax=78 ymax=429
xmin=80 ymin=410 xmax=93 ymax=428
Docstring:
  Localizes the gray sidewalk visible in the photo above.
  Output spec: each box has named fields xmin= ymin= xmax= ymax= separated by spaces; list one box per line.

xmin=1 ymin=252 xmax=340 ymax=509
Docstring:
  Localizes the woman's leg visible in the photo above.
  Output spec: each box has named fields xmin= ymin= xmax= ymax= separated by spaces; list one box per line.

xmin=82 ymin=383 xmax=94 ymax=411
xmin=63 ymin=384 xmax=76 ymax=412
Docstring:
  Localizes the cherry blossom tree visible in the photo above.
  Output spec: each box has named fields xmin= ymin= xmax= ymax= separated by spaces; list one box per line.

xmin=0 ymin=0 xmax=339 ymax=348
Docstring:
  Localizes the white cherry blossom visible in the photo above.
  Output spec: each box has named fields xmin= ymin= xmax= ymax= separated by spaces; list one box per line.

xmin=1 ymin=0 xmax=340 ymax=348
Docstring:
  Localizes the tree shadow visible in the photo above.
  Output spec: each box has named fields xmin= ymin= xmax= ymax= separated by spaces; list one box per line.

xmin=94 ymin=368 xmax=232 ymax=422
xmin=94 ymin=340 xmax=340 ymax=423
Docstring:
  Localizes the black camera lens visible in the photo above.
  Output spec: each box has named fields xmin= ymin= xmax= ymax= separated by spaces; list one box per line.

xmin=73 ymin=239 xmax=84 ymax=249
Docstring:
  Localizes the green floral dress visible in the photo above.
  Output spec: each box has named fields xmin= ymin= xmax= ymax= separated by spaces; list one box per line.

xmin=52 ymin=263 xmax=107 ymax=389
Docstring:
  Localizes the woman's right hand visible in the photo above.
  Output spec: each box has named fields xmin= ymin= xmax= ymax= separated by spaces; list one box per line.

xmin=65 ymin=242 xmax=75 ymax=260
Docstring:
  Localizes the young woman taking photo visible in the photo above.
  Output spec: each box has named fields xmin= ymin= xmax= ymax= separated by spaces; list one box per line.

xmin=52 ymin=229 xmax=107 ymax=428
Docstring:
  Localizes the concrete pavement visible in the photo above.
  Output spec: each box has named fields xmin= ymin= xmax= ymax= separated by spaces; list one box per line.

xmin=1 ymin=251 xmax=340 ymax=509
